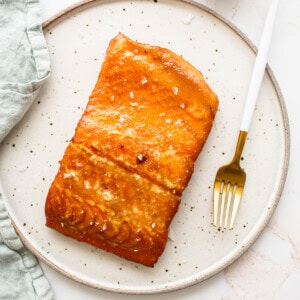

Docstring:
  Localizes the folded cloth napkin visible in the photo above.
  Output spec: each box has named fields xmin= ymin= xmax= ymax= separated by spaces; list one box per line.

xmin=0 ymin=0 xmax=53 ymax=299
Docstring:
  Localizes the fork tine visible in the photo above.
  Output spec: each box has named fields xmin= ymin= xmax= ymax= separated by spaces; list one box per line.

xmin=219 ymin=182 xmax=229 ymax=228
xmin=229 ymin=185 xmax=243 ymax=229
xmin=213 ymin=181 xmax=222 ymax=226
xmin=213 ymin=178 xmax=243 ymax=229
xmin=224 ymin=183 xmax=235 ymax=229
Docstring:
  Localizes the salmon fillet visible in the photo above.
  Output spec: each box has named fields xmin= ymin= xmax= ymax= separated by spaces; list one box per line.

xmin=45 ymin=33 xmax=218 ymax=266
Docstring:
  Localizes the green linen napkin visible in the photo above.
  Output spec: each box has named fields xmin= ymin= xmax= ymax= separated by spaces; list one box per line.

xmin=0 ymin=0 xmax=53 ymax=299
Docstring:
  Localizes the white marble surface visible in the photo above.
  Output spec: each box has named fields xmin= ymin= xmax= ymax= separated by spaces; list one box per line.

xmin=38 ymin=0 xmax=300 ymax=299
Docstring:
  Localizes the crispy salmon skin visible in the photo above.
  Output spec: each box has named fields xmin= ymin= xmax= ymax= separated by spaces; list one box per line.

xmin=45 ymin=33 xmax=218 ymax=266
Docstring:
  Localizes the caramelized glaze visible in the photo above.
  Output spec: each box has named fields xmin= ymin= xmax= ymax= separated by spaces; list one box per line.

xmin=45 ymin=34 xmax=218 ymax=266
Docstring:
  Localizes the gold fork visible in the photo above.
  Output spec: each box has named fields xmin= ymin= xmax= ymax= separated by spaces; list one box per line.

xmin=213 ymin=0 xmax=279 ymax=229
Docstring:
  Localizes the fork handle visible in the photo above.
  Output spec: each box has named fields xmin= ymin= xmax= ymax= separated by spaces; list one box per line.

xmin=232 ymin=130 xmax=248 ymax=164
xmin=240 ymin=0 xmax=279 ymax=132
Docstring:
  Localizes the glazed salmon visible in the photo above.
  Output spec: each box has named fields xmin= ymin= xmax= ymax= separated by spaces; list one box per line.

xmin=45 ymin=33 xmax=218 ymax=266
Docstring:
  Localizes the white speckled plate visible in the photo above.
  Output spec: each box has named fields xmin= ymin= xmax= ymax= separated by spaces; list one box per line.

xmin=0 ymin=0 xmax=289 ymax=294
